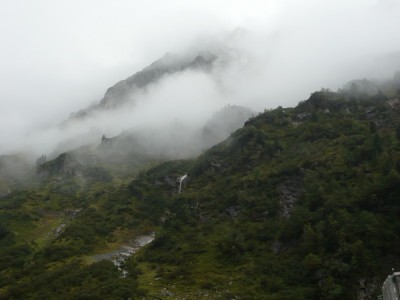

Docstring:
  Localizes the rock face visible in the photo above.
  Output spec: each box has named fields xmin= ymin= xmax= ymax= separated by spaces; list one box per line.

xmin=54 ymin=224 xmax=65 ymax=237
xmin=67 ymin=52 xmax=216 ymax=122
xmin=279 ymin=176 xmax=302 ymax=219
xmin=66 ymin=209 xmax=81 ymax=218
xmin=357 ymin=278 xmax=378 ymax=300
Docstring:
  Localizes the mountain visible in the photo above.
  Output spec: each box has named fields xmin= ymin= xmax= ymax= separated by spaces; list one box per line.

xmin=130 ymin=89 xmax=400 ymax=299
xmin=52 ymin=47 xmax=249 ymax=157
xmin=39 ymin=104 xmax=253 ymax=179
xmin=0 ymin=45 xmax=254 ymax=197
xmin=66 ymin=52 xmax=217 ymax=123
xmin=95 ymin=104 xmax=253 ymax=163
xmin=1 ymin=80 xmax=400 ymax=299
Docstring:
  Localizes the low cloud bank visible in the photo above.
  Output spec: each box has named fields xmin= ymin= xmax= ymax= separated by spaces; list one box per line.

xmin=1 ymin=0 xmax=400 ymax=156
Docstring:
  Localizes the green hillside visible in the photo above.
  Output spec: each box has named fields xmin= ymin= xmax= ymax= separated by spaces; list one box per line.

xmin=1 ymin=89 xmax=400 ymax=299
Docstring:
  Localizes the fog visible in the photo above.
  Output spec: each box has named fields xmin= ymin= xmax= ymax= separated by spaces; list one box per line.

xmin=1 ymin=0 xmax=400 ymax=156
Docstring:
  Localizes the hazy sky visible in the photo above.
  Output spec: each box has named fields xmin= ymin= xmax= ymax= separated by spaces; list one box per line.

xmin=1 ymin=0 xmax=400 ymax=155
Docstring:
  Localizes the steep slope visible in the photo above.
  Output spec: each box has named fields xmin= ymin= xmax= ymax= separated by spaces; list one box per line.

xmin=52 ymin=49 xmax=250 ymax=159
xmin=132 ymin=91 xmax=400 ymax=299
xmin=40 ymin=105 xmax=253 ymax=180
xmin=95 ymin=104 xmax=253 ymax=172
xmin=66 ymin=52 xmax=216 ymax=123
xmin=2 ymin=87 xmax=400 ymax=299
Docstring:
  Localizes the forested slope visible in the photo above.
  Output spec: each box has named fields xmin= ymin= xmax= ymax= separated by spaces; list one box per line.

xmin=1 ymin=90 xmax=400 ymax=299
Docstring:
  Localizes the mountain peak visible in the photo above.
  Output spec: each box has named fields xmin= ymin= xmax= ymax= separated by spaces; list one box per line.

xmin=66 ymin=51 xmax=217 ymax=123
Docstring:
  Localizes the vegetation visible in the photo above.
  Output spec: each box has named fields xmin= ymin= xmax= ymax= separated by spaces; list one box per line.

xmin=1 ymin=87 xmax=400 ymax=298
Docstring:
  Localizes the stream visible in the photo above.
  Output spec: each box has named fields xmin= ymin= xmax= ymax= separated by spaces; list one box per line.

xmin=93 ymin=232 xmax=155 ymax=277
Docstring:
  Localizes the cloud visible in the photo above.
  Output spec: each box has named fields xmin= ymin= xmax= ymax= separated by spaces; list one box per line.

xmin=0 ymin=0 xmax=400 ymax=155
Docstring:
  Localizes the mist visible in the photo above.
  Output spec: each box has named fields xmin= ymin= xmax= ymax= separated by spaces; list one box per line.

xmin=1 ymin=0 xmax=400 ymax=156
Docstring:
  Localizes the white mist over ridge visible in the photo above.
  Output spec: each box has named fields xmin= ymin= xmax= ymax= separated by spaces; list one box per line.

xmin=11 ymin=60 xmax=243 ymax=156
xmin=1 ymin=0 xmax=400 ymax=156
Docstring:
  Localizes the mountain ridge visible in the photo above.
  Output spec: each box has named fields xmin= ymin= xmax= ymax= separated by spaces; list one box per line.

xmin=65 ymin=51 xmax=217 ymax=124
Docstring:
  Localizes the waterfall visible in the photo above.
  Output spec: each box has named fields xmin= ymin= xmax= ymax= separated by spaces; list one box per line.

xmin=178 ymin=174 xmax=187 ymax=194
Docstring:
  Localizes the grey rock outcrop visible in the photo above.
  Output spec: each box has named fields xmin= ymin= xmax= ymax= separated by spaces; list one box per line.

xmin=54 ymin=224 xmax=65 ymax=237
xmin=279 ymin=176 xmax=302 ymax=219
xmin=357 ymin=278 xmax=378 ymax=300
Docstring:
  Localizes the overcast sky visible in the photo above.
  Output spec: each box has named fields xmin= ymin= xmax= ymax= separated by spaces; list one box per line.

xmin=1 ymin=0 xmax=400 ymax=155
